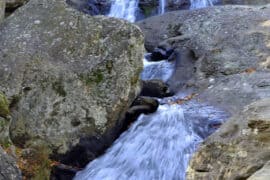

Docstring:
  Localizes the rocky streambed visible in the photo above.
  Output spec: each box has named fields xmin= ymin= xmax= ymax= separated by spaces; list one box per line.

xmin=137 ymin=4 xmax=270 ymax=179
xmin=0 ymin=0 xmax=270 ymax=180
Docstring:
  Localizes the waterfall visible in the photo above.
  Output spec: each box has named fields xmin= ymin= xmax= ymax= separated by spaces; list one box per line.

xmin=108 ymin=0 xmax=139 ymax=22
xmin=74 ymin=57 xmax=227 ymax=180
xmin=159 ymin=0 xmax=166 ymax=14
xmin=141 ymin=57 xmax=175 ymax=82
xmin=190 ymin=0 xmax=215 ymax=9
xmin=74 ymin=2 xmax=226 ymax=179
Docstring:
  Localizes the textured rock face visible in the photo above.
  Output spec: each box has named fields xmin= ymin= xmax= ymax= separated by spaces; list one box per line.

xmin=138 ymin=5 xmax=270 ymax=179
xmin=0 ymin=146 xmax=22 ymax=180
xmin=187 ymin=99 xmax=270 ymax=179
xmin=0 ymin=0 xmax=144 ymax=158
xmin=0 ymin=0 xmax=5 ymax=22
xmin=138 ymin=5 xmax=270 ymax=111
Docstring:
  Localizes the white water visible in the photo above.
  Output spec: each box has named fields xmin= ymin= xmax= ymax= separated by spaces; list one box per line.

xmin=74 ymin=58 xmax=227 ymax=180
xmin=75 ymin=105 xmax=202 ymax=180
xmin=159 ymin=0 xmax=166 ymax=14
xmin=108 ymin=0 xmax=139 ymax=22
xmin=190 ymin=0 xmax=216 ymax=9
xmin=108 ymin=0 xmax=216 ymax=22
xmin=141 ymin=58 xmax=174 ymax=82
xmin=75 ymin=2 xmax=224 ymax=179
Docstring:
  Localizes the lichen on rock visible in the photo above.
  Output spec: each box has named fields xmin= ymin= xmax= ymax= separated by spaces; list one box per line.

xmin=0 ymin=0 xmax=144 ymax=178
xmin=0 ymin=92 xmax=10 ymax=118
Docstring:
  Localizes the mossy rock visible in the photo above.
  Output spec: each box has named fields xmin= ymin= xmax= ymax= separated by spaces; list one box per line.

xmin=0 ymin=92 xmax=9 ymax=118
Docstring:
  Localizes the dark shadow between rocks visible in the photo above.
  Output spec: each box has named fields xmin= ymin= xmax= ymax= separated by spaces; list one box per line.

xmin=50 ymin=96 xmax=159 ymax=180
xmin=66 ymin=0 xmax=111 ymax=16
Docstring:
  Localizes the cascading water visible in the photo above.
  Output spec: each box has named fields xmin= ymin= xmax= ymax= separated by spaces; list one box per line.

xmin=75 ymin=105 xmax=201 ymax=180
xmin=75 ymin=1 xmax=226 ymax=180
xmin=74 ymin=57 xmax=227 ymax=180
xmin=108 ymin=0 xmax=216 ymax=22
xmin=141 ymin=57 xmax=174 ymax=82
xmin=159 ymin=0 xmax=166 ymax=14
xmin=190 ymin=0 xmax=216 ymax=9
xmin=108 ymin=0 xmax=139 ymax=22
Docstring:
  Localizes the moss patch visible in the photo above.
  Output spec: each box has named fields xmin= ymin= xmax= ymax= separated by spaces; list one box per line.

xmin=52 ymin=80 xmax=67 ymax=97
xmin=0 ymin=92 xmax=10 ymax=118
xmin=79 ymin=69 xmax=104 ymax=86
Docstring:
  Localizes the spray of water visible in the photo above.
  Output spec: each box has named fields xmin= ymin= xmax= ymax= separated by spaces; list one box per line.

xmin=108 ymin=0 xmax=139 ymax=22
xmin=141 ymin=58 xmax=175 ymax=82
xmin=190 ymin=0 xmax=216 ymax=9
xmin=159 ymin=0 xmax=166 ymax=14
xmin=74 ymin=105 xmax=202 ymax=180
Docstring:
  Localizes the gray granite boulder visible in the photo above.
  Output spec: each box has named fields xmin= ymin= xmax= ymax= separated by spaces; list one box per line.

xmin=0 ymin=0 xmax=144 ymax=160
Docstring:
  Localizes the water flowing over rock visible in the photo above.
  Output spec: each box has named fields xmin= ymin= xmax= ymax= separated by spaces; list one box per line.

xmin=75 ymin=102 xmax=226 ymax=180
xmin=0 ymin=0 xmax=144 ymax=176
xmin=141 ymin=58 xmax=175 ymax=82
xmin=159 ymin=0 xmax=165 ymax=14
xmin=190 ymin=0 xmax=216 ymax=9
xmin=109 ymin=0 xmax=140 ymax=22
xmin=138 ymin=4 xmax=270 ymax=179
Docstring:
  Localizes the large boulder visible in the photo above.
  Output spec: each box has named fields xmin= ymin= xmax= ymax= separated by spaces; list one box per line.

xmin=0 ymin=0 xmax=144 ymax=175
xmin=0 ymin=146 xmax=22 ymax=180
xmin=187 ymin=99 xmax=270 ymax=179
xmin=138 ymin=4 xmax=270 ymax=179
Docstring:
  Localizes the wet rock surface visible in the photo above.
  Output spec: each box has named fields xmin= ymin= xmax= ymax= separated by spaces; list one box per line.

xmin=138 ymin=4 xmax=270 ymax=179
xmin=138 ymin=4 xmax=270 ymax=112
xmin=141 ymin=79 xmax=174 ymax=98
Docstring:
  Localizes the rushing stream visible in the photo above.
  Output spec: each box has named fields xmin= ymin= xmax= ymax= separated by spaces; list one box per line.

xmin=74 ymin=57 xmax=227 ymax=180
xmin=75 ymin=1 xmax=225 ymax=179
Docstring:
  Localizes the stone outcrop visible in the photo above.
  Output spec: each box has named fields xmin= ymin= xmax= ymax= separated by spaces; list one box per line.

xmin=137 ymin=4 xmax=270 ymax=179
xmin=138 ymin=5 xmax=270 ymax=111
xmin=0 ymin=0 xmax=144 ymax=177
xmin=187 ymin=99 xmax=270 ymax=179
